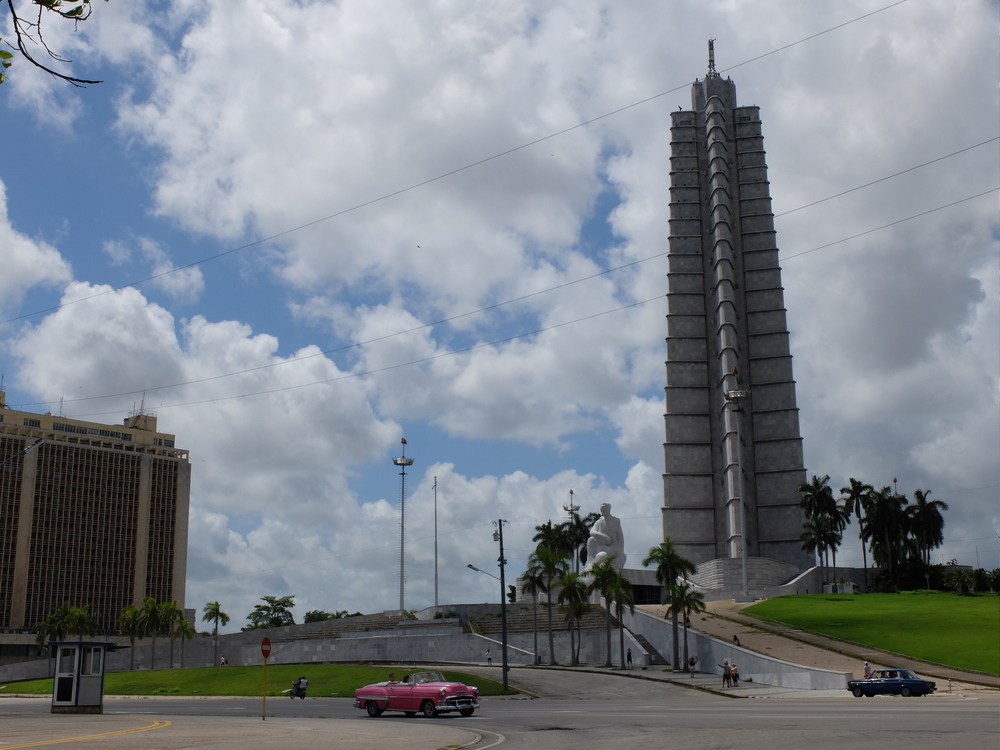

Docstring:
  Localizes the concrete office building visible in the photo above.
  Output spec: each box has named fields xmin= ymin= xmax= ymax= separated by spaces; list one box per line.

xmin=662 ymin=47 xmax=811 ymax=576
xmin=0 ymin=390 xmax=190 ymax=641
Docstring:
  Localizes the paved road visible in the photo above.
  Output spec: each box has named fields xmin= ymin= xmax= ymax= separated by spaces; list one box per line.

xmin=2 ymin=667 xmax=997 ymax=749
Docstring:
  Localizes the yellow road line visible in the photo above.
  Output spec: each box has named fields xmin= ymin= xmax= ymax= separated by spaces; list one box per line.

xmin=0 ymin=718 xmax=170 ymax=748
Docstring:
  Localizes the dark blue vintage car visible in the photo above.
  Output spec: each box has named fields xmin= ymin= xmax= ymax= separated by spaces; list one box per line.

xmin=848 ymin=668 xmax=937 ymax=697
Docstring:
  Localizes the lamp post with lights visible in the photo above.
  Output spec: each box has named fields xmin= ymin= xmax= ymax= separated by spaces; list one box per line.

xmin=392 ymin=439 xmax=414 ymax=613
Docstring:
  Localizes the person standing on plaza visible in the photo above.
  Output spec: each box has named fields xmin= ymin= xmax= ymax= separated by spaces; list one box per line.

xmin=730 ymin=662 xmax=739 ymax=687
xmin=626 ymin=648 xmax=633 ymax=668
xmin=719 ymin=660 xmax=732 ymax=687
xmin=486 ymin=648 xmax=492 ymax=665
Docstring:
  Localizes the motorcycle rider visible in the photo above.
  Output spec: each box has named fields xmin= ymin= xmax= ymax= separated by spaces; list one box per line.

xmin=291 ymin=675 xmax=308 ymax=698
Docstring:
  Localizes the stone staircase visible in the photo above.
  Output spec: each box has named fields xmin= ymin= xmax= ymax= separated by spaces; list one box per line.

xmin=473 ymin=604 xmax=620 ymax=636
xmin=632 ymin=633 xmax=668 ymax=665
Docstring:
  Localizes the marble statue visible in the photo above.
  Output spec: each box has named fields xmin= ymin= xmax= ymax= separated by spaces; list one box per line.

xmin=583 ymin=502 xmax=626 ymax=574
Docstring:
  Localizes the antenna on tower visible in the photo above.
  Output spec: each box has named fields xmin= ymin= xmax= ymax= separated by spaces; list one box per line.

xmin=708 ymin=38 xmax=718 ymax=77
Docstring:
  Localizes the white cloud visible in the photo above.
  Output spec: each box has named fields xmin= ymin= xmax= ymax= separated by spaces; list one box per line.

xmin=0 ymin=180 xmax=73 ymax=315
xmin=2 ymin=1 xmax=998 ymax=625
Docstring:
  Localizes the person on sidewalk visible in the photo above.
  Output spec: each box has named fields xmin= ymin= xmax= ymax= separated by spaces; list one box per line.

xmin=688 ymin=655 xmax=698 ymax=677
xmin=626 ymin=648 xmax=633 ymax=668
xmin=719 ymin=660 xmax=732 ymax=687
xmin=730 ymin=662 xmax=740 ymax=687
xmin=863 ymin=660 xmax=872 ymax=678
xmin=486 ymin=648 xmax=492 ymax=665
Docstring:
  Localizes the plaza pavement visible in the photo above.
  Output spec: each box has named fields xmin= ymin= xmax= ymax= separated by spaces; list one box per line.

xmin=1 ymin=601 xmax=994 ymax=749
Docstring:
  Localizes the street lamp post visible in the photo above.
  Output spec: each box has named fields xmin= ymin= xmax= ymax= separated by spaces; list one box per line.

xmin=392 ymin=439 xmax=414 ymax=613
xmin=724 ymin=389 xmax=750 ymax=600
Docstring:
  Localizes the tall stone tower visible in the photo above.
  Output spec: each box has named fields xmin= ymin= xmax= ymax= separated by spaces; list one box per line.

xmin=662 ymin=44 xmax=810 ymax=572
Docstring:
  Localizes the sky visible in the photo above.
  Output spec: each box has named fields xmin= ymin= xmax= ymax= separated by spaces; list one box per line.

xmin=1 ymin=0 xmax=997 ymax=630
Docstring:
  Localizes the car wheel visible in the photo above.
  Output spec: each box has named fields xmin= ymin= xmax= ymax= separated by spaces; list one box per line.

xmin=421 ymin=700 xmax=438 ymax=718
xmin=900 ymin=686 xmax=912 ymax=697
xmin=852 ymin=687 xmax=865 ymax=698
xmin=366 ymin=701 xmax=383 ymax=717
xmin=459 ymin=708 xmax=475 ymax=717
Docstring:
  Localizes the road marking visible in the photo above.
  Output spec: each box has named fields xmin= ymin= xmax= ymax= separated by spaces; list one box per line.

xmin=0 ymin=718 xmax=170 ymax=748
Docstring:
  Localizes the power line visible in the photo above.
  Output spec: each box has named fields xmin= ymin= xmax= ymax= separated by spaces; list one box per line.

xmin=18 ymin=181 xmax=996 ymax=417
xmin=0 ymin=1 xmax=913 ymax=328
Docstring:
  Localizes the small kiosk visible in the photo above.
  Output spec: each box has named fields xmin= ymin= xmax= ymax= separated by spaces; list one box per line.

xmin=49 ymin=641 xmax=116 ymax=714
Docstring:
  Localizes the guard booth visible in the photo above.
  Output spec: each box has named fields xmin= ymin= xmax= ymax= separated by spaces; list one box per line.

xmin=49 ymin=641 xmax=116 ymax=714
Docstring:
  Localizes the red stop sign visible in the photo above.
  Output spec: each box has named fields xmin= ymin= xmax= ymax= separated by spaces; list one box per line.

xmin=261 ymin=637 xmax=271 ymax=658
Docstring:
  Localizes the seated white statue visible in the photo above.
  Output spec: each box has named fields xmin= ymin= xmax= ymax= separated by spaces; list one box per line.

xmin=583 ymin=502 xmax=626 ymax=573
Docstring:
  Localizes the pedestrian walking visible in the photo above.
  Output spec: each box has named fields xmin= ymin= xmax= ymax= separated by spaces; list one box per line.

xmin=863 ymin=660 xmax=871 ymax=678
xmin=719 ymin=660 xmax=732 ymax=687
xmin=486 ymin=648 xmax=492 ymax=665
xmin=688 ymin=655 xmax=698 ymax=677
xmin=626 ymin=648 xmax=633 ymax=668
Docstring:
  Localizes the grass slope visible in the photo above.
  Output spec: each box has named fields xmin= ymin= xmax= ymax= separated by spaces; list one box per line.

xmin=0 ymin=664 xmax=513 ymax=697
xmin=744 ymin=591 xmax=999 ymax=674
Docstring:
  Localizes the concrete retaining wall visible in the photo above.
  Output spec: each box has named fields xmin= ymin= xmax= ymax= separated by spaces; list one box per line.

xmin=620 ymin=608 xmax=850 ymax=689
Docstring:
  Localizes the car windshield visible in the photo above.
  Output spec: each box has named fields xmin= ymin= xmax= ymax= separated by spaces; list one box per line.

xmin=409 ymin=671 xmax=447 ymax=685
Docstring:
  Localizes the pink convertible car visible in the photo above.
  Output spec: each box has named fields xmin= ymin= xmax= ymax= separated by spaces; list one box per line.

xmin=354 ymin=670 xmax=480 ymax=718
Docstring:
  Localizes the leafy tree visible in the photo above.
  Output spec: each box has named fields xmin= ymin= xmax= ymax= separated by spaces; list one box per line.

xmin=116 ymin=603 xmax=145 ymax=671
xmin=907 ymin=489 xmax=948 ymax=565
xmin=840 ymin=478 xmax=874 ymax=587
xmin=246 ymin=595 xmax=296 ymax=630
xmin=665 ymin=582 xmax=706 ymax=670
xmin=526 ymin=545 xmax=570 ymax=665
xmin=556 ymin=571 xmax=588 ymax=666
xmin=202 ymin=601 xmax=230 ymax=667
xmin=587 ymin=557 xmax=619 ymax=667
xmin=642 ymin=539 xmax=696 ymax=668
xmin=1 ymin=0 xmax=108 ymax=86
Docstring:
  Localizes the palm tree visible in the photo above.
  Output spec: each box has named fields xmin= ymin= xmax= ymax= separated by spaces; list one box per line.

xmin=840 ymin=478 xmax=874 ymax=588
xmin=173 ymin=617 xmax=196 ymax=669
xmin=34 ymin=601 xmax=71 ymax=647
xmin=528 ymin=545 xmax=569 ymax=665
xmin=609 ymin=571 xmax=635 ymax=669
xmin=117 ymin=603 xmax=146 ymax=671
xmin=907 ymin=489 xmax=948 ymax=565
xmin=642 ymin=539 xmax=696 ymax=668
xmin=665 ymin=582 xmax=706 ymax=669
xmin=561 ymin=511 xmax=601 ymax=572
xmin=587 ymin=558 xmax=619 ymax=667
xmin=798 ymin=474 xmax=849 ymax=584
xmin=864 ymin=486 xmax=909 ymax=584
xmin=520 ymin=563 xmax=546 ymax=665
xmin=556 ymin=571 xmax=589 ymax=666
xmin=798 ymin=474 xmax=839 ymax=521
xmin=139 ymin=597 xmax=167 ymax=669
xmin=202 ymin=601 xmax=230 ymax=668
xmin=158 ymin=600 xmax=183 ymax=668
xmin=64 ymin=604 xmax=98 ymax=640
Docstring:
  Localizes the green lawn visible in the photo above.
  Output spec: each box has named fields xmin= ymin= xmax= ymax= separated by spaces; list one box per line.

xmin=743 ymin=591 xmax=1000 ymax=674
xmin=0 ymin=664 xmax=514 ymax=697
